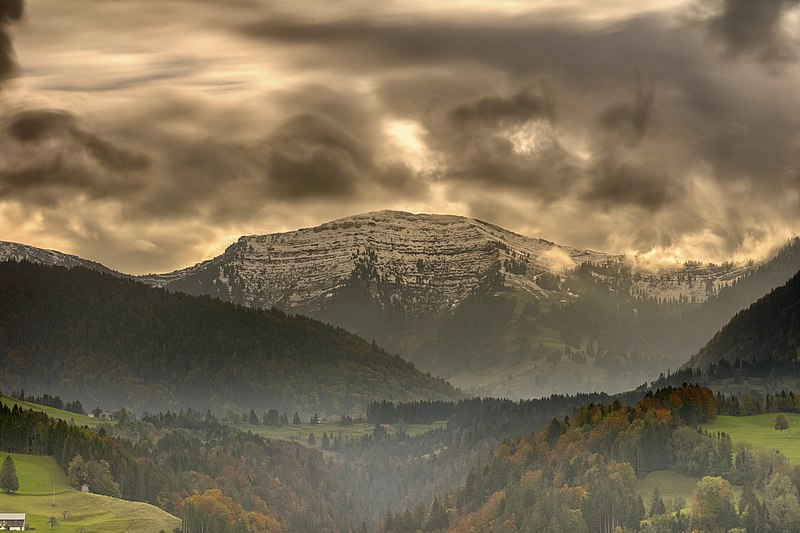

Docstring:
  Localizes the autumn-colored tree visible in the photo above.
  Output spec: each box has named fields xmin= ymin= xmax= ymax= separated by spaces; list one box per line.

xmin=183 ymin=489 xmax=246 ymax=533
xmin=690 ymin=476 xmax=737 ymax=533
xmin=243 ymin=511 xmax=282 ymax=533
xmin=66 ymin=455 xmax=120 ymax=497
xmin=765 ymin=473 xmax=800 ymax=531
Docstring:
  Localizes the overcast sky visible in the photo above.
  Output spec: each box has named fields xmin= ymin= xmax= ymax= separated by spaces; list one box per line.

xmin=0 ymin=0 xmax=798 ymax=273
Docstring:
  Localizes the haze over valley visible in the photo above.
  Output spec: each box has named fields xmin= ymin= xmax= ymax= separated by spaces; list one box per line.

xmin=2 ymin=0 xmax=800 ymax=532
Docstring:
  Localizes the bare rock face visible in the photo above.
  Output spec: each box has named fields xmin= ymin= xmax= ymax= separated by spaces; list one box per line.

xmin=143 ymin=210 xmax=606 ymax=318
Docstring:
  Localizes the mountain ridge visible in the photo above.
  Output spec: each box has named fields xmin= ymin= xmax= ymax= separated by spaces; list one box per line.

xmin=3 ymin=211 xmax=799 ymax=399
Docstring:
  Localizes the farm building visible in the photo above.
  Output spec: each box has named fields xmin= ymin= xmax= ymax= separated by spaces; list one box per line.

xmin=0 ymin=513 xmax=26 ymax=531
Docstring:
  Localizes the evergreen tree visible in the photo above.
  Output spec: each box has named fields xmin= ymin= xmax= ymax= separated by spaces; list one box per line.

xmin=308 ymin=433 xmax=316 ymax=445
xmin=428 ymin=496 xmax=448 ymax=530
xmin=649 ymin=487 xmax=665 ymax=516
xmin=321 ymin=432 xmax=330 ymax=450
xmin=293 ymin=412 xmax=301 ymax=425
xmin=248 ymin=409 xmax=259 ymax=425
xmin=0 ymin=455 xmax=19 ymax=493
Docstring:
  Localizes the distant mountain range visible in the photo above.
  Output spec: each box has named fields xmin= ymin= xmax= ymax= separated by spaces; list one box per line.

xmin=3 ymin=210 xmax=800 ymax=399
xmin=0 ymin=260 xmax=461 ymax=415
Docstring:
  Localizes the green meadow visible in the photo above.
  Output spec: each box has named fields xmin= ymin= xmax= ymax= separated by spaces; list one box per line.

xmin=703 ymin=413 xmax=800 ymax=463
xmin=634 ymin=469 xmax=700 ymax=505
xmin=3 ymin=452 xmax=70 ymax=494
xmin=229 ymin=420 xmax=448 ymax=449
xmin=0 ymin=453 xmax=179 ymax=533
xmin=0 ymin=395 xmax=114 ymax=429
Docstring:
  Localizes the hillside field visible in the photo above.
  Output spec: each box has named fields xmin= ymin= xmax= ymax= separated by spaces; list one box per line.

xmin=0 ymin=395 xmax=114 ymax=429
xmin=229 ymin=420 xmax=448 ymax=449
xmin=703 ymin=413 xmax=800 ymax=463
xmin=0 ymin=453 xmax=179 ymax=532
xmin=3 ymin=452 xmax=70 ymax=493
xmin=634 ymin=469 xmax=700 ymax=506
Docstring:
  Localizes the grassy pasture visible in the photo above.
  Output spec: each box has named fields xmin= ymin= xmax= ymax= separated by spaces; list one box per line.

xmin=703 ymin=413 xmax=800 ymax=463
xmin=635 ymin=469 xmax=742 ymax=516
xmin=0 ymin=490 xmax=180 ymax=533
xmin=0 ymin=394 xmax=114 ymax=429
xmin=634 ymin=469 xmax=700 ymax=506
xmin=229 ymin=420 xmax=447 ymax=449
xmin=2 ymin=452 xmax=70 ymax=494
xmin=0 ymin=453 xmax=179 ymax=532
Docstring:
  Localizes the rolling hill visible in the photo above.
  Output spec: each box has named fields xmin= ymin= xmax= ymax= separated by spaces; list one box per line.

xmin=0 ymin=260 xmax=460 ymax=415
xmin=0 ymin=452 xmax=180 ymax=533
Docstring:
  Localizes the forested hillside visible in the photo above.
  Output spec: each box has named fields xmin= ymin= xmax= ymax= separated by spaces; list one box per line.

xmin=0 ymin=401 xmax=366 ymax=531
xmin=383 ymin=385 xmax=800 ymax=533
xmin=689 ymin=269 xmax=800 ymax=369
xmin=0 ymin=261 xmax=460 ymax=415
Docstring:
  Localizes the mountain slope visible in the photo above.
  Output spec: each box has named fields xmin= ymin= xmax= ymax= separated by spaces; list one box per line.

xmin=0 ymin=260 xmax=460 ymax=415
xmin=140 ymin=210 xmax=800 ymax=398
xmin=0 ymin=240 xmax=119 ymax=275
xmin=688 ymin=269 xmax=800 ymax=370
xmin=5 ymin=212 xmax=799 ymax=400
xmin=141 ymin=210 xmax=609 ymax=338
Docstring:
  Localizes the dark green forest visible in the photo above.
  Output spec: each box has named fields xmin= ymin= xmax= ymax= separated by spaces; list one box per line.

xmin=690 ymin=268 xmax=800 ymax=369
xmin=0 ymin=260 xmax=460 ymax=415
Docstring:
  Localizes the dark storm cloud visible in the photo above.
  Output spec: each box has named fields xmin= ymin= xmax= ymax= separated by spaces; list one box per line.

xmin=708 ymin=0 xmax=800 ymax=60
xmin=6 ymin=108 xmax=69 ymax=142
xmin=450 ymin=88 xmax=555 ymax=126
xmin=584 ymin=159 xmax=683 ymax=211
xmin=265 ymin=113 xmax=371 ymax=199
xmin=240 ymin=15 xmax=673 ymax=78
xmin=0 ymin=109 xmax=150 ymax=204
xmin=0 ymin=0 xmax=23 ymax=82
xmin=597 ymin=68 xmax=655 ymax=140
xmin=264 ymin=111 xmax=422 ymax=200
xmin=5 ymin=109 xmax=150 ymax=171
xmin=412 ymin=86 xmax=581 ymax=202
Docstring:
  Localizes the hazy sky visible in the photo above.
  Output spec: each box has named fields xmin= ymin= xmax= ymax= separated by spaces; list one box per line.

xmin=0 ymin=0 xmax=799 ymax=273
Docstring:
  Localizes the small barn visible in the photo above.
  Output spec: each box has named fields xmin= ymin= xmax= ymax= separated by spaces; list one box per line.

xmin=0 ymin=513 xmax=26 ymax=531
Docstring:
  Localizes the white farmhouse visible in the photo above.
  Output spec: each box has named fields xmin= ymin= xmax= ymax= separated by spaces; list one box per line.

xmin=0 ymin=513 xmax=26 ymax=531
